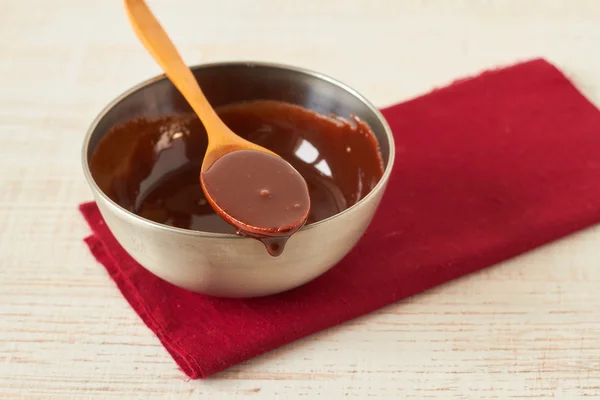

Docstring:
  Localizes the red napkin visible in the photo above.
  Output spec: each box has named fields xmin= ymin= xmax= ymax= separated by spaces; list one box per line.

xmin=79 ymin=58 xmax=600 ymax=379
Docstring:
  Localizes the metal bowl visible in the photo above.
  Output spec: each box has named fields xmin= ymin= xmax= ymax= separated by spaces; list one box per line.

xmin=81 ymin=62 xmax=395 ymax=298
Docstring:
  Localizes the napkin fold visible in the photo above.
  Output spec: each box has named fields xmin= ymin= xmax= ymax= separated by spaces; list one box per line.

xmin=79 ymin=58 xmax=600 ymax=379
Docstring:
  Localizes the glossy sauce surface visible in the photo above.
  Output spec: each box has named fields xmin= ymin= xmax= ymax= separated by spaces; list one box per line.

xmin=90 ymin=100 xmax=384 ymax=242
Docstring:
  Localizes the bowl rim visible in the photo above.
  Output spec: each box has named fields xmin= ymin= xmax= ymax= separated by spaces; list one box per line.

xmin=81 ymin=60 xmax=396 ymax=239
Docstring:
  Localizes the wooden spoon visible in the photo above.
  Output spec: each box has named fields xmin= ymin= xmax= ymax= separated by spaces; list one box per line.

xmin=123 ymin=0 xmax=310 ymax=256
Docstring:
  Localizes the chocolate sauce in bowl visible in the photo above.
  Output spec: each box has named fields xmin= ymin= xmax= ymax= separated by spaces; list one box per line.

xmin=90 ymin=100 xmax=384 ymax=255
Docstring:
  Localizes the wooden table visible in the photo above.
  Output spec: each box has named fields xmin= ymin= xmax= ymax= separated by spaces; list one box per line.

xmin=2 ymin=1 xmax=599 ymax=398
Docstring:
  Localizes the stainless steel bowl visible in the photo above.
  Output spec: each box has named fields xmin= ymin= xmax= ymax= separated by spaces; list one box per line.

xmin=82 ymin=62 xmax=395 ymax=298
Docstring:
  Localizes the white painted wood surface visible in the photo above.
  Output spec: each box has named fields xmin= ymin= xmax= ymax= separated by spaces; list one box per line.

xmin=1 ymin=0 xmax=600 ymax=398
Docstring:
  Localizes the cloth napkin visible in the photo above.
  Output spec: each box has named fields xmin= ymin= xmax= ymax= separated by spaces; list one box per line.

xmin=79 ymin=58 xmax=600 ymax=379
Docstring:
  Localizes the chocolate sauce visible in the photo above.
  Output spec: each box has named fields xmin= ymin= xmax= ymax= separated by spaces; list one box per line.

xmin=90 ymin=100 xmax=384 ymax=255
xmin=201 ymin=150 xmax=310 ymax=256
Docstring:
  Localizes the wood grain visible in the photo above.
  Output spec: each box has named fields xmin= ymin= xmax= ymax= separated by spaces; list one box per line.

xmin=1 ymin=0 xmax=599 ymax=398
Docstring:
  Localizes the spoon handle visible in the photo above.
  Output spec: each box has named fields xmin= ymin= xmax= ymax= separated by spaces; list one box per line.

xmin=123 ymin=0 xmax=227 ymax=137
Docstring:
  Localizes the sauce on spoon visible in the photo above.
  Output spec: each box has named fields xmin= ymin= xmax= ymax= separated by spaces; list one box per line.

xmin=201 ymin=150 xmax=310 ymax=256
